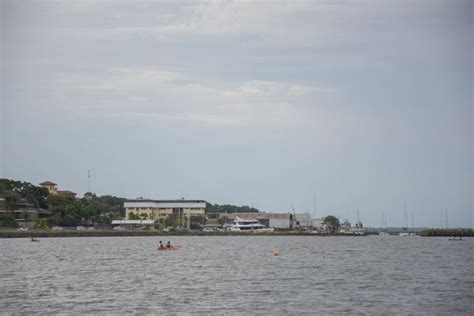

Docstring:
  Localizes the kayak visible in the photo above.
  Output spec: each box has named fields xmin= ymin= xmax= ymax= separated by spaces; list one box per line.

xmin=157 ymin=246 xmax=180 ymax=251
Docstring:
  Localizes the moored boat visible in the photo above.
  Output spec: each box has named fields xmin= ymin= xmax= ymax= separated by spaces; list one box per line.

xmin=229 ymin=217 xmax=274 ymax=232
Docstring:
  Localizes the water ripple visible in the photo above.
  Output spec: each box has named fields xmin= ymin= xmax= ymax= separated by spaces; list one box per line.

xmin=0 ymin=236 xmax=472 ymax=315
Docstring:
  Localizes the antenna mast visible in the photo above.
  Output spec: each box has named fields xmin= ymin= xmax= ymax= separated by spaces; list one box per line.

xmin=87 ymin=169 xmax=91 ymax=193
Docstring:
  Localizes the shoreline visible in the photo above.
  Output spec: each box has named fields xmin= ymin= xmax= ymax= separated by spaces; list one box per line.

xmin=0 ymin=230 xmax=369 ymax=238
xmin=2 ymin=229 xmax=471 ymax=238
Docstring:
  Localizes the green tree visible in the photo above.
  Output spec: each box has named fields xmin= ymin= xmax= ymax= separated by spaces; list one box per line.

xmin=22 ymin=185 xmax=49 ymax=208
xmin=0 ymin=214 xmax=18 ymax=227
xmin=22 ymin=210 xmax=33 ymax=222
xmin=217 ymin=216 xmax=228 ymax=226
xmin=48 ymin=194 xmax=77 ymax=215
xmin=164 ymin=214 xmax=178 ymax=227
xmin=34 ymin=218 xmax=51 ymax=229
xmin=190 ymin=215 xmax=207 ymax=229
xmin=205 ymin=203 xmax=259 ymax=214
xmin=128 ymin=212 xmax=140 ymax=220
xmin=61 ymin=215 xmax=79 ymax=227
xmin=0 ymin=179 xmax=49 ymax=208
xmin=323 ymin=215 xmax=340 ymax=233
xmin=4 ymin=191 xmax=20 ymax=211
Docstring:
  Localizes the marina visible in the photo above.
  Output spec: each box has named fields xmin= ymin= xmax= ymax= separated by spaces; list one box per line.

xmin=1 ymin=1 xmax=471 ymax=315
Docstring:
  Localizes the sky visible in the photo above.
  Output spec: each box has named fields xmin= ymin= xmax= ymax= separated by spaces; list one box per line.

xmin=1 ymin=0 xmax=472 ymax=227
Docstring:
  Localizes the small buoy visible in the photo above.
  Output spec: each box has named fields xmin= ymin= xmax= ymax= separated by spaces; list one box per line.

xmin=272 ymin=251 xmax=280 ymax=256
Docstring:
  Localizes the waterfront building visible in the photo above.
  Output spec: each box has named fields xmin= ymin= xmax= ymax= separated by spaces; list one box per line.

xmin=0 ymin=198 xmax=52 ymax=228
xmin=311 ymin=218 xmax=324 ymax=230
xmin=294 ymin=213 xmax=312 ymax=229
xmin=124 ymin=198 xmax=206 ymax=220
xmin=39 ymin=181 xmax=76 ymax=197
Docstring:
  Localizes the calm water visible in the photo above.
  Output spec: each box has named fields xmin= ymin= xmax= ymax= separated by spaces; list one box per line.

xmin=1 ymin=236 xmax=473 ymax=315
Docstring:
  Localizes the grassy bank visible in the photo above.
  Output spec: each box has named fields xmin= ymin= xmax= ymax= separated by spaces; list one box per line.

xmin=420 ymin=228 xmax=473 ymax=237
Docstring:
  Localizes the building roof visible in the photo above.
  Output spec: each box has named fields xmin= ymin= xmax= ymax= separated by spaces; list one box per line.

xmin=57 ymin=190 xmax=77 ymax=195
xmin=125 ymin=199 xmax=207 ymax=203
xmin=39 ymin=181 xmax=57 ymax=186
xmin=224 ymin=212 xmax=291 ymax=220
xmin=17 ymin=199 xmax=32 ymax=206
xmin=0 ymin=209 xmax=52 ymax=214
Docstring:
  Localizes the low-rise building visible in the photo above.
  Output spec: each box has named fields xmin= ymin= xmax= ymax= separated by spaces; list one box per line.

xmin=39 ymin=181 xmax=76 ymax=197
xmin=311 ymin=218 xmax=324 ymax=230
xmin=57 ymin=190 xmax=77 ymax=198
xmin=0 ymin=198 xmax=52 ymax=228
xmin=124 ymin=199 xmax=206 ymax=220
xmin=294 ymin=213 xmax=312 ymax=229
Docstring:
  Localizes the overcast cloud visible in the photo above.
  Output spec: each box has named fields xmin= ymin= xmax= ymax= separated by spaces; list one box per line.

xmin=1 ymin=0 xmax=472 ymax=227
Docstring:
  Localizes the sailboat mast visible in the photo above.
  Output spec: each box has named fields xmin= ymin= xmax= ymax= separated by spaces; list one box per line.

xmin=404 ymin=201 xmax=408 ymax=229
xmin=292 ymin=204 xmax=295 ymax=230
xmin=313 ymin=194 xmax=316 ymax=220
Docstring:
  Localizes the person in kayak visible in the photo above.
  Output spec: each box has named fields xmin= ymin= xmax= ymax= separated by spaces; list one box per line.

xmin=157 ymin=241 xmax=166 ymax=250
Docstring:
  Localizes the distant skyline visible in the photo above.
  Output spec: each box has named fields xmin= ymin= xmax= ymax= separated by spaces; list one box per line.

xmin=1 ymin=0 xmax=472 ymax=227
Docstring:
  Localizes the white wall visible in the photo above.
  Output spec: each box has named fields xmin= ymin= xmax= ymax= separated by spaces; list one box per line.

xmin=270 ymin=219 xmax=290 ymax=229
xmin=124 ymin=201 xmax=206 ymax=209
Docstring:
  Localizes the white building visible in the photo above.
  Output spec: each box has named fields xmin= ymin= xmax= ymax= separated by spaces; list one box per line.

xmin=124 ymin=199 xmax=206 ymax=220
xmin=294 ymin=213 xmax=312 ymax=228
xmin=311 ymin=218 xmax=324 ymax=230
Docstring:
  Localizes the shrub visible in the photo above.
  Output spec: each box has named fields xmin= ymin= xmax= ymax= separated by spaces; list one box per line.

xmin=0 ymin=214 xmax=19 ymax=228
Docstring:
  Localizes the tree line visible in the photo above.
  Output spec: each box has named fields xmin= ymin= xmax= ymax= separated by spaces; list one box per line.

xmin=0 ymin=178 xmax=262 ymax=229
xmin=205 ymin=203 xmax=259 ymax=213
xmin=0 ymin=179 xmax=125 ymax=228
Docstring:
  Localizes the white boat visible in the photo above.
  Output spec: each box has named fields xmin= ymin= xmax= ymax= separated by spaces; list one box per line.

xmin=379 ymin=231 xmax=390 ymax=236
xmin=229 ymin=216 xmax=274 ymax=232
xmin=339 ymin=219 xmax=365 ymax=235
